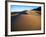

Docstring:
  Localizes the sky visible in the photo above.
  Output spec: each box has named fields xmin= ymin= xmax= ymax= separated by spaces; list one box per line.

xmin=11 ymin=5 xmax=40 ymax=12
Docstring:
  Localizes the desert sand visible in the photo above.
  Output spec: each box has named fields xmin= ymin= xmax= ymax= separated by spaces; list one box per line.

xmin=11 ymin=10 xmax=41 ymax=31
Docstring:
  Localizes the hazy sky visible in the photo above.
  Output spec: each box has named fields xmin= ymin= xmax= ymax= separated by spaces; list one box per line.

xmin=11 ymin=5 xmax=40 ymax=12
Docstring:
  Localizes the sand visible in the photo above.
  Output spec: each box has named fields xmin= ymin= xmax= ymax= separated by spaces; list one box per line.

xmin=11 ymin=11 xmax=41 ymax=31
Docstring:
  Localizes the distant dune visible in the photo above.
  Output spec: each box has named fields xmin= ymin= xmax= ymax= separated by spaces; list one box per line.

xmin=11 ymin=10 xmax=27 ymax=16
xmin=11 ymin=10 xmax=41 ymax=16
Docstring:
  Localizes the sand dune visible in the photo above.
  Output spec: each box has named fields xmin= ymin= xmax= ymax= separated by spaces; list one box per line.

xmin=11 ymin=10 xmax=41 ymax=31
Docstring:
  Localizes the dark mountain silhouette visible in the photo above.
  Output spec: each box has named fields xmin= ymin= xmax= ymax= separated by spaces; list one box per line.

xmin=33 ymin=7 xmax=41 ymax=11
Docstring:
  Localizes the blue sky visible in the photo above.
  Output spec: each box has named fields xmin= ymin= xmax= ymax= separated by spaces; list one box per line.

xmin=11 ymin=5 xmax=40 ymax=12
